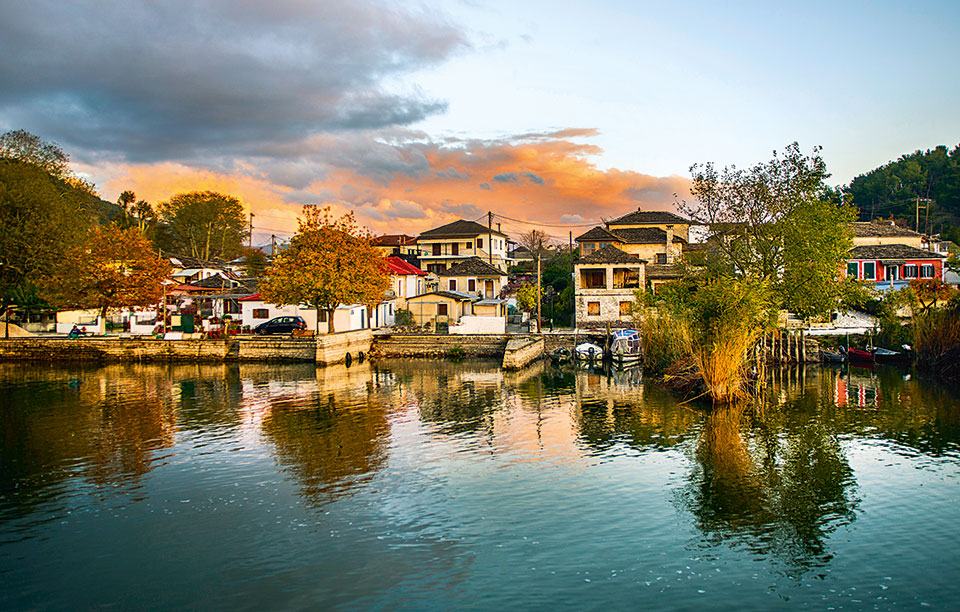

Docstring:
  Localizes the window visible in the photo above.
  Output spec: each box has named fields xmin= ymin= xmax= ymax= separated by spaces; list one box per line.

xmin=587 ymin=302 xmax=600 ymax=316
xmin=477 ymin=238 xmax=483 ymax=249
xmin=581 ymin=242 xmax=595 ymax=256
xmin=613 ymin=268 xmax=639 ymax=289
xmin=452 ymin=243 xmax=459 ymax=256
xmin=449 ymin=279 xmax=457 ymax=291
xmin=656 ymin=253 xmax=667 ymax=264
xmin=581 ymin=269 xmax=606 ymax=289
xmin=466 ymin=242 xmax=472 ymax=250
xmin=847 ymin=262 xmax=859 ymax=278
xmin=253 ymin=309 xmax=269 ymax=319
xmin=438 ymin=304 xmax=448 ymax=316
xmin=921 ymin=264 xmax=935 ymax=278
xmin=903 ymin=264 xmax=918 ymax=279
xmin=432 ymin=244 xmax=441 ymax=256
xmin=619 ymin=301 xmax=632 ymax=316
xmin=468 ymin=279 xmax=476 ymax=292
xmin=863 ymin=262 xmax=875 ymax=280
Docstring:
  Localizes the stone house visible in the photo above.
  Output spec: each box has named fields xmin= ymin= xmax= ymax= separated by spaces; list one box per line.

xmin=436 ymin=257 xmax=507 ymax=299
xmin=417 ymin=220 xmax=510 ymax=274
xmin=573 ymin=245 xmax=645 ymax=328
xmin=404 ymin=290 xmax=479 ymax=328
xmin=576 ymin=208 xmax=691 ymax=267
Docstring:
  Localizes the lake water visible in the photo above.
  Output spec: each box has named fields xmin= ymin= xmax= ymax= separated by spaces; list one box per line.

xmin=1 ymin=359 xmax=958 ymax=610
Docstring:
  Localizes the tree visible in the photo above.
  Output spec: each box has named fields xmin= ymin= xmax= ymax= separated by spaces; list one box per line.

xmin=518 ymin=229 xmax=549 ymax=332
xmin=0 ymin=160 xmax=91 ymax=305
xmin=44 ymin=225 xmax=172 ymax=320
xmin=0 ymin=129 xmax=70 ymax=179
xmin=779 ymin=197 xmax=858 ymax=320
xmin=158 ymin=191 xmax=247 ymax=261
xmin=681 ymin=143 xmax=858 ymax=320
xmin=259 ymin=206 xmax=389 ymax=333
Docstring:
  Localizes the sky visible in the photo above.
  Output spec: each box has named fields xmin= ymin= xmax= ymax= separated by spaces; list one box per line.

xmin=1 ymin=0 xmax=958 ymax=244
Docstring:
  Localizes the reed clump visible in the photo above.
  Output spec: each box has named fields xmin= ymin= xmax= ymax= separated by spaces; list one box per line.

xmin=637 ymin=310 xmax=692 ymax=376
xmin=913 ymin=295 xmax=960 ymax=380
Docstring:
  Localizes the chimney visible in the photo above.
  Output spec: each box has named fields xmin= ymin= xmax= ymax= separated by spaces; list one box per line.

xmin=665 ymin=224 xmax=674 ymax=263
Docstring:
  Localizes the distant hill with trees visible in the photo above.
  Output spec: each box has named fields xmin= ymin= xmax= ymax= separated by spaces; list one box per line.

xmin=847 ymin=144 xmax=960 ymax=241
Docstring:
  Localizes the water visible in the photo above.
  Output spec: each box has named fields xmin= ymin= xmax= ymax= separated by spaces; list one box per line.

xmin=1 ymin=360 xmax=958 ymax=610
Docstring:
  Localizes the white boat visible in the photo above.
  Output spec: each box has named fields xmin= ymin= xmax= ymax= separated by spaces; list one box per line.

xmin=610 ymin=329 xmax=642 ymax=364
xmin=574 ymin=342 xmax=603 ymax=361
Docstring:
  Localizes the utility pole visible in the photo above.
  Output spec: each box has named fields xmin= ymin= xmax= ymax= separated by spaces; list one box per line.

xmin=270 ymin=234 xmax=276 ymax=258
xmin=487 ymin=211 xmax=493 ymax=266
xmin=536 ymin=239 xmax=543 ymax=335
xmin=248 ymin=212 xmax=255 ymax=249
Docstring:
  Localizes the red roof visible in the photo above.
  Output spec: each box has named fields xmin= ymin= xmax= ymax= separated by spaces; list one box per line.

xmin=384 ymin=256 xmax=427 ymax=276
xmin=238 ymin=293 xmax=263 ymax=302
xmin=374 ymin=234 xmax=417 ymax=247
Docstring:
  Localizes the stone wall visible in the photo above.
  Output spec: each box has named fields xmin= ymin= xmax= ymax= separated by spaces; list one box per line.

xmin=238 ymin=337 xmax=316 ymax=362
xmin=502 ymin=336 xmax=544 ymax=370
xmin=0 ymin=337 xmax=236 ymax=362
xmin=316 ymin=329 xmax=373 ymax=365
xmin=373 ymin=333 xmax=509 ymax=358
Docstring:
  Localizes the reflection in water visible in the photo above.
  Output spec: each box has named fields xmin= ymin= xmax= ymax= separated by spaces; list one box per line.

xmin=258 ymin=363 xmax=391 ymax=505
xmin=1 ymin=360 xmax=959 ymax=608
xmin=683 ymin=402 xmax=858 ymax=573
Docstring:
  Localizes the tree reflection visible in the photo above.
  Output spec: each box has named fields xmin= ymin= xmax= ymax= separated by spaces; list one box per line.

xmin=260 ymin=363 xmax=390 ymax=506
xmin=681 ymin=374 xmax=860 ymax=573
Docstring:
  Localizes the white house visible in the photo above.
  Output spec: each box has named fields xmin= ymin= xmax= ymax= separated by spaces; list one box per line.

xmin=239 ymin=294 xmax=371 ymax=333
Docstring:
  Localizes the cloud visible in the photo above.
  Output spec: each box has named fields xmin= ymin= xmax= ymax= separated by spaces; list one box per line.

xmin=89 ymin=129 xmax=693 ymax=240
xmin=0 ymin=0 xmax=465 ymax=162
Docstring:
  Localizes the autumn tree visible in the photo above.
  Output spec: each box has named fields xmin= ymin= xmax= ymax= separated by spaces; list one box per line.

xmin=518 ymin=229 xmax=549 ymax=332
xmin=259 ymin=206 xmax=389 ymax=333
xmin=45 ymin=225 xmax=172 ymax=320
xmin=157 ymin=191 xmax=247 ymax=261
xmin=0 ymin=129 xmax=70 ymax=179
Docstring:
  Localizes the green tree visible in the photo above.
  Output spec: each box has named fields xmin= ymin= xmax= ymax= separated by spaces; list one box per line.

xmin=682 ymin=143 xmax=859 ymax=319
xmin=44 ymin=225 xmax=172 ymax=320
xmin=259 ymin=206 xmax=389 ymax=333
xmin=0 ymin=160 xmax=91 ymax=307
xmin=158 ymin=191 xmax=247 ymax=261
xmin=0 ymin=129 xmax=70 ymax=179
xmin=779 ymin=197 xmax=857 ymax=320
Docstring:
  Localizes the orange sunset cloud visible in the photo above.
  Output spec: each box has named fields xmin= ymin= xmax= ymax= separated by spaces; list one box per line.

xmin=87 ymin=130 xmax=693 ymax=242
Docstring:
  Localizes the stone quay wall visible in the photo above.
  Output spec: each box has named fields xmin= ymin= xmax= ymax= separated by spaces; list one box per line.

xmin=316 ymin=329 xmax=373 ymax=365
xmin=373 ymin=333 xmax=510 ymax=358
xmin=502 ymin=336 xmax=545 ymax=370
xmin=237 ymin=337 xmax=316 ymax=362
xmin=0 ymin=337 xmax=236 ymax=362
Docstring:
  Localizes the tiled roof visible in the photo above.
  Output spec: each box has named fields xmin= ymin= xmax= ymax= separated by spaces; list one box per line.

xmin=238 ymin=293 xmax=263 ymax=302
xmin=849 ymin=222 xmax=922 ymax=238
xmin=384 ymin=256 xmax=427 ymax=276
xmin=610 ymin=227 xmax=687 ymax=244
xmin=576 ymin=226 xmax=621 ymax=242
xmin=408 ymin=290 xmax=479 ymax=302
xmin=419 ymin=219 xmax=506 ymax=239
xmin=578 ymin=245 xmax=644 ymax=265
xmin=188 ymin=274 xmax=239 ymax=289
xmin=374 ymin=234 xmax=417 ymax=247
xmin=848 ymin=244 xmax=946 ymax=260
xmin=607 ymin=209 xmax=691 ymax=226
xmin=646 ymin=263 xmax=684 ymax=279
xmin=437 ymin=257 xmax=507 ymax=276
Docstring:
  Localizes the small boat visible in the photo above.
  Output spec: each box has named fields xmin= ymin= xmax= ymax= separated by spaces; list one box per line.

xmin=550 ymin=347 xmax=571 ymax=363
xmin=610 ymin=329 xmax=642 ymax=365
xmin=574 ymin=342 xmax=603 ymax=361
xmin=872 ymin=347 xmax=910 ymax=364
xmin=845 ymin=347 xmax=874 ymax=363
xmin=820 ymin=349 xmax=845 ymax=363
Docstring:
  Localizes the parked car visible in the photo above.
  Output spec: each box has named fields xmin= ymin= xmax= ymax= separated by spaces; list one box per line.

xmin=254 ymin=316 xmax=307 ymax=335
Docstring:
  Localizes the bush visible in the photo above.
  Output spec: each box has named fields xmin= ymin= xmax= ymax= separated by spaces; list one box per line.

xmin=395 ymin=308 xmax=414 ymax=327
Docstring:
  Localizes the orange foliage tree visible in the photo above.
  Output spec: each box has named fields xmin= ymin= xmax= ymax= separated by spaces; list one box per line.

xmin=45 ymin=225 xmax=172 ymax=319
xmin=259 ymin=206 xmax=389 ymax=333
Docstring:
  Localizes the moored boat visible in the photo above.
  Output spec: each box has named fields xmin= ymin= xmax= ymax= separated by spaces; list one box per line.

xmin=846 ymin=347 xmax=874 ymax=363
xmin=574 ymin=342 xmax=603 ymax=361
xmin=820 ymin=349 xmax=845 ymax=363
xmin=610 ymin=329 xmax=642 ymax=365
xmin=550 ymin=347 xmax=572 ymax=363
xmin=873 ymin=347 xmax=910 ymax=364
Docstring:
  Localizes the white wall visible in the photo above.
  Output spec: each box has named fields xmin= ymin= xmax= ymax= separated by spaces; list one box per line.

xmin=450 ymin=315 xmax=506 ymax=334
xmin=242 ymin=300 xmax=372 ymax=333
